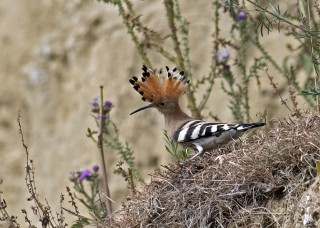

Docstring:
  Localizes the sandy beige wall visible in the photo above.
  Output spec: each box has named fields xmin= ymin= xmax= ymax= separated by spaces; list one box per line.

xmin=0 ymin=0 xmax=297 ymax=225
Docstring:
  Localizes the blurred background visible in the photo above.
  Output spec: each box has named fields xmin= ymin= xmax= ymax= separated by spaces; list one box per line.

xmin=0 ymin=0 xmax=308 ymax=225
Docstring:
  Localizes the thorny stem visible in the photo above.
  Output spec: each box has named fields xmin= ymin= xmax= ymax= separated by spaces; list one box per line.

xmin=62 ymin=207 xmax=97 ymax=226
xmin=0 ymin=197 xmax=18 ymax=227
xmin=17 ymin=111 xmax=55 ymax=228
xmin=123 ymin=0 xmax=134 ymax=15
xmin=238 ymin=19 xmax=250 ymax=122
xmin=164 ymin=0 xmax=201 ymax=119
xmin=265 ymin=69 xmax=293 ymax=112
xmin=98 ymin=86 xmax=112 ymax=216
xmin=198 ymin=1 xmax=220 ymax=113
xmin=164 ymin=0 xmax=184 ymax=70
xmin=172 ymin=0 xmax=192 ymax=75
xmin=116 ymin=0 xmax=152 ymax=68
xmin=248 ymin=0 xmax=319 ymax=35
xmin=0 ymin=198 xmax=9 ymax=219
xmin=305 ymin=0 xmax=320 ymax=112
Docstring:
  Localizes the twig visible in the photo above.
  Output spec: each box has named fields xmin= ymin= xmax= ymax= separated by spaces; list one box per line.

xmin=17 ymin=110 xmax=55 ymax=227
xmin=265 ymin=68 xmax=293 ymax=112
xmin=62 ymin=207 xmax=99 ymax=225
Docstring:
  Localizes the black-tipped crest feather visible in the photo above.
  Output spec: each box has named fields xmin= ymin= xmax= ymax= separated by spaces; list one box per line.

xmin=130 ymin=65 xmax=189 ymax=105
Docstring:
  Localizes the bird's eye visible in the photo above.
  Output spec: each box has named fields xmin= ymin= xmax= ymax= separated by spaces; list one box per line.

xmin=160 ymin=102 xmax=165 ymax=106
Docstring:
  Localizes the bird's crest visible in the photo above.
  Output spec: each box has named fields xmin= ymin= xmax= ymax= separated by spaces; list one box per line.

xmin=129 ymin=65 xmax=189 ymax=104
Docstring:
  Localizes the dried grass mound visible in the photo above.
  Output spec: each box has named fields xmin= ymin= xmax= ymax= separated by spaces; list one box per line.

xmin=111 ymin=111 xmax=320 ymax=227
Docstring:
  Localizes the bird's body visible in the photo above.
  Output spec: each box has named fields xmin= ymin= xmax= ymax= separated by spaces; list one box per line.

xmin=171 ymin=119 xmax=265 ymax=159
xmin=130 ymin=65 xmax=265 ymax=160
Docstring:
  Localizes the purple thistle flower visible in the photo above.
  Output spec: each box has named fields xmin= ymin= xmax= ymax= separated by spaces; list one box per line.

xmin=80 ymin=169 xmax=91 ymax=181
xmin=90 ymin=97 xmax=113 ymax=114
xmin=92 ymin=165 xmax=99 ymax=173
xmin=217 ymin=48 xmax=230 ymax=65
xmin=236 ymin=12 xmax=246 ymax=21
xmin=90 ymin=97 xmax=100 ymax=113
xmin=104 ymin=101 xmax=113 ymax=109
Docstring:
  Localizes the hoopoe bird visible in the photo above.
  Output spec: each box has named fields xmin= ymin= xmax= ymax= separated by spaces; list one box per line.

xmin=129 ymin=65 xmax=265 ymax=160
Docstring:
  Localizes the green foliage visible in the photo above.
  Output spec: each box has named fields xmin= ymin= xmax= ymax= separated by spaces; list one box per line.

xmin=102 ymin=121 xmax=137 ymax=174
xmin=249 ymin=0 xmax=320 ymax=108
xmin=251 ymin=0 xmax=320 ymax=75
xmin=71 ymin=218 xmax=90 ymax=228
xmin=163 ymin=130 xmax=189 ymax=161
xmin=300 ymin=87 xmax=320 ymax=96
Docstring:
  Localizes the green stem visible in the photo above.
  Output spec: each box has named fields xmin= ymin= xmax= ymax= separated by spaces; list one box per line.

xmin=164 ymin=0 xmax=201 ymax=118
xmin=116 ymin=0 xmax=152 ymax=67
xmin=164 ymin=0 xmax=183 ymax=69
xmin=98 ymin=86 xmax=112 ymax=216
xmin=198 ymin=0 xmax=220 ymax=113
xmin=248 ymin=0 xmax=318 ymax=35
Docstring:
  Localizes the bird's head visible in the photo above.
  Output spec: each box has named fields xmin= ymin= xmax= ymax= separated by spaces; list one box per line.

xmin=129 ymin=65 xmax=189 ymax=116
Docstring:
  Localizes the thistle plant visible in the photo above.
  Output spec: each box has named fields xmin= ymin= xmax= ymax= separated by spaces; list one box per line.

xmin=69 ymin=166 xmax=105 ymax=221
xmin=65 ymin=86 xmax=142 ymax=225
xmin=87 ymin=88 xmax=140 ymax=181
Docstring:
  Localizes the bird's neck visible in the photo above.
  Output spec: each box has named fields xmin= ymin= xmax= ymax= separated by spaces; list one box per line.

xmin=164 ymin=106 xmax=192 ymax=137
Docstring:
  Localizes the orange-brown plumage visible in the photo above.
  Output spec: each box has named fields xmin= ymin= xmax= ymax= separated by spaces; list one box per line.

xmin=129 ymin=65 xmax=189 ymax=105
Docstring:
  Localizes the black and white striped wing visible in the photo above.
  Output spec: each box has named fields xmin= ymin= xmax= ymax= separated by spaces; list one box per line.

xmin=172 ymin=120 xmax=232 ymax=143
xmin=173 ymin=120 xmax=264 ymax=143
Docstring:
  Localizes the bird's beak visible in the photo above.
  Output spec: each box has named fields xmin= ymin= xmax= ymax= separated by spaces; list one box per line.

xmin=130 ymin=104 xmax=154 ymax=115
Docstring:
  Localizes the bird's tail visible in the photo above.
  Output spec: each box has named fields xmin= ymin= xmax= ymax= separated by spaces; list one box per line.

xmin=235 ymin=123 xmax=265 ymax=131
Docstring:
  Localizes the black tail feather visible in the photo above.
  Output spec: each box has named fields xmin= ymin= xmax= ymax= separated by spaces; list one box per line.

xmin=236 ymin=123 xmax=265 ymax=131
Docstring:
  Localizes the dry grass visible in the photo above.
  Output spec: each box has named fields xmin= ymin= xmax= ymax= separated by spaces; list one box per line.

xmin=109 ymin=111 xmax=320 ymax=227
